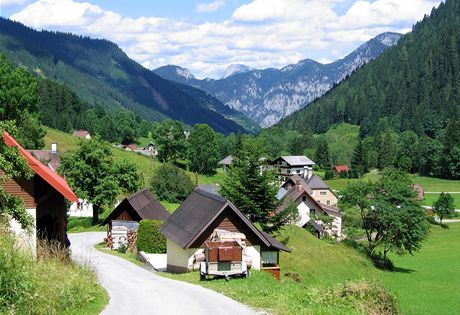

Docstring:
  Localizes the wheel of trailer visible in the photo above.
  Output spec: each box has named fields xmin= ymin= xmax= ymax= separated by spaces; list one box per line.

xmin=200 ymin=273 xmax=205 ymax=281
xmin=246 ymin=270 xmax=251 ymax=278
xmin=224 ymin=274 xmax=230 ymax=281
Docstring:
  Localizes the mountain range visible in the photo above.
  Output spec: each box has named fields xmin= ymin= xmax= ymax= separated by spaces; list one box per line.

xmin=154 ymin=32 xmax=402 ymax=127
xmin=0 ymin=18 xmax=251 ymax=135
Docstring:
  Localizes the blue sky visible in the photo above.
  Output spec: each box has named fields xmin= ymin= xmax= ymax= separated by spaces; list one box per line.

xmin=1 ymin=0 xmax=442 ymax=78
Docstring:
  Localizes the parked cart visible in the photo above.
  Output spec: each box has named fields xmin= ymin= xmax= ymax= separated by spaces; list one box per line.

xmin=200 ymin=240 xmax=249 ymax=281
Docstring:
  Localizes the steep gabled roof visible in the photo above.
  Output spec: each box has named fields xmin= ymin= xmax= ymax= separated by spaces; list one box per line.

xmin=218 ymin=155 xmax=233 ymax=165
xmin=159 ymin=188 xmax=290 ymax=252
xmin=72 ymin=130 xmax=90 ymax=138
xmin=305 ymin=175 xmax=330 ymax=189
xmin=280 ymin=174 xmax=313 ymax=195
xmin=102 ymin=188 xmax=169 ymax=225
xmin=2 ymin=132 xmax=78 ymax=203
xmin=333 ymin=165 xmax=349 ymax=173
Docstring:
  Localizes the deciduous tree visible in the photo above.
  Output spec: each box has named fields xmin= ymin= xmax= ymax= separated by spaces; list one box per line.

xmin=433 ymin=192 xmax=455 ymax=223
xmin=187 ymin=124 xmax=219 ymax=176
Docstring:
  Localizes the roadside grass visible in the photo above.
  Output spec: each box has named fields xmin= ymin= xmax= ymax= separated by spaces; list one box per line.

xmin=67 ymin=217 xmax=106 ymax=233
xmin=422 ymin=193 xmax=460 ymax=209
xmin=94 ymin=243 xmax=144 ymax=267
xmin=381 ymin=223 xmax=460 ymax=315
xmin=0 ymin=230 xmax=108 ymax=314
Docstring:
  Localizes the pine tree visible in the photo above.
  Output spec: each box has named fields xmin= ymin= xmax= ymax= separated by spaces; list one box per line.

xmin=351 ymin=140 xmax=368 ymax=177
xmin=315 ymin=137 xmax=331 ymax=169
xmin=378 ymin=129 xmax=395 ymax=169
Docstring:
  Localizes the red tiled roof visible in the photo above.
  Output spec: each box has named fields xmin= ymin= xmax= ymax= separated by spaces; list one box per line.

xmin=334 ymin=165 xmax=349 ymax=173
xmin=3 ymin=132 xmax=78 ymax=203
xmin=126 ymin=144 xmax=138 ymax=150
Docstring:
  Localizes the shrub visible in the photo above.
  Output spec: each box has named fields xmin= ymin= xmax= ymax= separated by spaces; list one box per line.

xmin=324 ymin=169 xmax=334 ymax=180
xmin=137 ymin=220 xmax=166 ymax=254
xmin=150 ymin=163 xmax=194 ymax=203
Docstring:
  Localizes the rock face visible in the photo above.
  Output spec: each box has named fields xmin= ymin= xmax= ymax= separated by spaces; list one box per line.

xmin=154 ymin=32 xmax=401 ymax=127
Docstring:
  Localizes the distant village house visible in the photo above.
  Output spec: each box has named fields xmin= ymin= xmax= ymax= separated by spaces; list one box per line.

xmin=333 ymin=165 xmax=349 ymax=176
xmin=72 ymin=130 xmax=91 ymax=139
xmin=218 ymin=155 xmax=233 ymax=172
xmin=269 ymin=156 xmax=315 ymax=182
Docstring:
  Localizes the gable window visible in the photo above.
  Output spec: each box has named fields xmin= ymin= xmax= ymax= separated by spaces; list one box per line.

xmin=310 ymin=208 xmax=316 ymax=215
xmin=302 ymin=196 xmax=307 ymax=202
xmin=296 ymin=170 xmax=301 ymax=174
xmin=327 ymin=200 xmax=330 ymax=205
xmin=320 ymin=191 xmax=327 ymax=196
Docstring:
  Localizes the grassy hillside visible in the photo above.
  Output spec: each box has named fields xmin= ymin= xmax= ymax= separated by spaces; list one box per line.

xmin=44 ymin=128 xmax=226 ymax=187
xmin=162 ymin=223 xmax=460 ymax=314
xmin=316 ymin=123 xmax=360 ymax=166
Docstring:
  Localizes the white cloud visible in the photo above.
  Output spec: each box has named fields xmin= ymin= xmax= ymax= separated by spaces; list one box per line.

xmin=9 ymin=0 xmax=442 ymax=78
xmin=196 ymin=0 xmax=226 ymax=13
xmin=1 ymin=0 xmax=28 ymax=6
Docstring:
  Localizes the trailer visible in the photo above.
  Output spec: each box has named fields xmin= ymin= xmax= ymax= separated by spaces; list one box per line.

xmin=200 ymin=240 xmax=249 ymax=281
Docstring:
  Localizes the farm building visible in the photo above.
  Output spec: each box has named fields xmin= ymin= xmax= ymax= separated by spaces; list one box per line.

xmin=333 ymin=165 xmax=350 ymax=175
xmin=102 ymin=188 xmax=170 ymax=230
xmin=159 ymin=188 xmax=291 ymax=278
xmin=1 ymin=132 xmax=78 ymax=256
xmin=218 ymin=155 xmax=233 ymax=172
xmin=72 ymin=130 xmax=91 ymax=139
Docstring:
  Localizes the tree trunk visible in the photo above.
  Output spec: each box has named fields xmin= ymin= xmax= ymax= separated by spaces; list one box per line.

xmin=92 ymin=204 xmax=100 ymax=225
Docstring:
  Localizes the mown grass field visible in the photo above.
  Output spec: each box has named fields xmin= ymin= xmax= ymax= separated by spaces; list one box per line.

xmin=422 ymin=193 xmax=460 ymax=209
xmin=381 ymin=223 xmax=460 ymax=315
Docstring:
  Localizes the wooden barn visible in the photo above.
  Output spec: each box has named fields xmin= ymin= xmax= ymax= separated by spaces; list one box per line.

xmin=101 ymin=188 xmax=170 ymax=231
xmin=1 ymin=132 xmax=78 ymax=255
xmin=159 ymin=188 xmax=291 ymax=278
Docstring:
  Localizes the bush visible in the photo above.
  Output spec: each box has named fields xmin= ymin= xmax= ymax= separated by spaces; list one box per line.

xmin=324 ymin=169 xmax=334 ymax=180
xmin=137 ymin=220 xmax=166 ymax=254
xmin=150 ymin=163 xmax=194 ymax=203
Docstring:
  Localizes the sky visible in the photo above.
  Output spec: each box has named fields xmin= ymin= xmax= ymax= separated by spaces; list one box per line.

xmin=1 ymin=0 xmax=442 ymax=78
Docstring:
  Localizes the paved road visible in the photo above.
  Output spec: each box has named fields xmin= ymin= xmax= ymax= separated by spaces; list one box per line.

xmin=69 ymin=232 xmax=257 ymax=315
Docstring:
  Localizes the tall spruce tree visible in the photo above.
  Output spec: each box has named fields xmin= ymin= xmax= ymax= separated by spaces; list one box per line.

xmin=220 ymin=139 xmax=279 ymax=230
xmin=315 ymin=137 xmax=331 ymax=169
xmin=351 ymin=140 xmax=368 ymax=177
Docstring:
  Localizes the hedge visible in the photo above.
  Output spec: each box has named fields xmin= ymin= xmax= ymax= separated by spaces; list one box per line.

xmin=137 ymin=220 xmax=166 ymax=254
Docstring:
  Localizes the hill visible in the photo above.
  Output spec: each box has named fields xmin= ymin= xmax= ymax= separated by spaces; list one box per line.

xmin=278 ymin=0 xmax=459 ymax=137
xmin=0 ymin=18 xmax=248 ymax=135
xmin=154 ymin=32 xmax=401 ymax=127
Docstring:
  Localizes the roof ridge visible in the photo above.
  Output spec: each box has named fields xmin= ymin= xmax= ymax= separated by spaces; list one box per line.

xmin=194 ymin=187 xmax=227 ymax=203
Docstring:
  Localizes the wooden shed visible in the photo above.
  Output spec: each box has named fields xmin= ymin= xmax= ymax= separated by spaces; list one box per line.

xmin=101 ymin=188 xmax=170 ymax=231
xmin=1 ymin=132 xmax=78 ymax=255
xmin=159 ymin=188 xmax=291 ymax=278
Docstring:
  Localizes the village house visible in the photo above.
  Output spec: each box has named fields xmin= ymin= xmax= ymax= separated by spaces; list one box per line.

xmin=72 ymin=130 xmax=91 ymax=139
xmin=277 ymin=175 xmax=342 ymax=238
xmin=269 ymin=156 xmax=315 ymax=182
xmin=218 ymin=155 xmax=233 ymax=172
xmin=141 ymin=142 xmax=158 ymax=157
xmin=123 ymin=144 xmax=138 ymax=151
xmin=333 ymin=165 xmax=350 ymax=176
xmin=28 ymin=143 xmax=61 ymax=172
xmin=159 ymin=188 xmax=291 ymax=278
xmin=1 ymin=132 xmax=78 ymax=255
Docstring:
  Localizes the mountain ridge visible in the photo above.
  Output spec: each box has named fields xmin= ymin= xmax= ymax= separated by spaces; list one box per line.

xmin=154 ymin=32 xmax=402 ymax=127
xmin=0 ymin=18 xmax=249 ymax=135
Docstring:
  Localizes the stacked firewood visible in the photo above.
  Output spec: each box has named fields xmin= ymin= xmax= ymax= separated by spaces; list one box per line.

xmin=127 ymin=229 xmax=137 ymax=252
xmin=104 ymin=233 xmax=113 ymax=248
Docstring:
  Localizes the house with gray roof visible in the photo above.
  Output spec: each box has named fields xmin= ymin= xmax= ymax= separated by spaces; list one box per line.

xmin=159 ymin=188 xmax=290 ymax=274
xmin=218 ymin=155 xmax=233 ymax=172
xmin=269 ymin=156 xmax=315 ymax=182
xmin=277 ymin=175 xmax=342 ymax=238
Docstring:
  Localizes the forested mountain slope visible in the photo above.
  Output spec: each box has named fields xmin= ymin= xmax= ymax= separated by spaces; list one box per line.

xmin=0 ymin=18 xmax=247 ymax=135
xmin=279 ymin=0 xmax=459 ymax=137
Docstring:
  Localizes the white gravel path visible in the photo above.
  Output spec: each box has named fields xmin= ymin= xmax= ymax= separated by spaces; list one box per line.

xmin=69 ymin=232 xmax=258 ymax=315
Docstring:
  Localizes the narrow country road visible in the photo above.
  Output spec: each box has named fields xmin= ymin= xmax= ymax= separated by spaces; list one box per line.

xmin=69 ymin=232 xmax=257 ymax=315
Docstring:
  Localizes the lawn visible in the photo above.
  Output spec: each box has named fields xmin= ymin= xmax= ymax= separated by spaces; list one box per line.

xmin=160 ymin=200 xmax=181 ymax=213
xmin=422 ymin=193 xmax=460 ymax=209
xmin=381 ymin=223 xmax=460 ymax=315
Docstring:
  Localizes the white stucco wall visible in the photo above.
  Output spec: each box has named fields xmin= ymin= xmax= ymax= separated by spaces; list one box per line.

xmin=9 ymin=208 xmax=37 ymax=257
xmin=245 ymin=245 xmax=261 ymax=270
xmin=311 ymin=189 xmax=338 ymax=206
xmin=296 ymin=202 xmax=311 ymax=227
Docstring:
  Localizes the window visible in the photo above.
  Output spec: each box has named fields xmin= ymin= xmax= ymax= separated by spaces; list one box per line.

xmin=302 ymin=196 xmax=307 ymax=202
xmin=320 ymin=191 xmax=327 ymax=196
xmin=262 ymin=251 xmax=278 ymax=267
xmin=287 ymin=169 xmax=291 ymax=174
xmin=310 ymin=208 xmax=316 ymax=215
xmin=327 ymin=200 xmax=330 ymax=205
xmin=296 ymin=170 xmax=301 ymax=174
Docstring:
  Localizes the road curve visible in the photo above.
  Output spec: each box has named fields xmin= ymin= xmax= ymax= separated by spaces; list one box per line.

xmin=69 ymin=232 xmax=257 ymax=315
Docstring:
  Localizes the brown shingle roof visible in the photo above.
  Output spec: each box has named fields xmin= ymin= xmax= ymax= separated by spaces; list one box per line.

xmin=159 ymin=188 xmax=290 ymax=252
xmin=72 ymin=130 xmax=90 ymax=138
xmin=28 ymin=150 xmax=61 ymax=171
xmin=101 ymin=188 xmax=169 ymax=225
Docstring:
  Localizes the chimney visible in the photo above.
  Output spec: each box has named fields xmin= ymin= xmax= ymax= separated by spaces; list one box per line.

xmin=304 ymin=166 xmax=313 ymax=179
xmin=51 ymin=143 xmax=57 ymax=154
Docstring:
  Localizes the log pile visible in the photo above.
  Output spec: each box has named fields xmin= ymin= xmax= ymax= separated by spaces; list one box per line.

xmin=104 ymin=233 xmax=113 ymax=248
xmin=127 ymin=229 xmax=137 ymax=252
